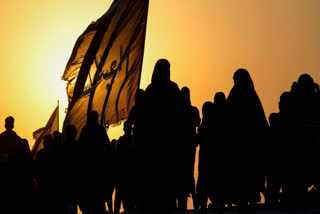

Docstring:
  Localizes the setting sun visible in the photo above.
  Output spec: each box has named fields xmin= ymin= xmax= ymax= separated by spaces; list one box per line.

xmin=1 ymin=0 xmax=320 ymax=213
xmin=1 ymin=0 xmax=319 ymax=146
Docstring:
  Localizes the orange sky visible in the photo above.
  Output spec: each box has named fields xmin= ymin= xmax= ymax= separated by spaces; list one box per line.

xmin=0 ymin=0 xmax=319 ymax=147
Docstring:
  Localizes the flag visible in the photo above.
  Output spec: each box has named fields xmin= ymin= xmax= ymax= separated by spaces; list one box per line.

xmin=32 ymin=104 xmax=59 ymax=158
xmin=62 ymin=0 xmax=149 ymax=139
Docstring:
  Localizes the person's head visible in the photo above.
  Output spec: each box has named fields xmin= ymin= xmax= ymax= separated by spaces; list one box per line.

xmin=151 ymin=59 xmax=170 ymax=83
xmin=20 ymin=138 xmax=31 ymax=153
xmin=233 ymin=68 xmax=254 ymax=90
xmin=181 ymin=86 xmax=191 ymax=105
xmin=88 ymin=110 xmax=99 ymax=125
xmin=202 ymin=101 xmax=213 ymax=117
xmin=279 ymin=92 xmax=292 ymax=113
xmin=66 ymin=125 xmax=77 ymax=141
xmin=5 ymin=116 xmax=14 ymax=131
xmin=213 ymin=92 xmax=226 ymax=105
xmin=53 ymin=131 xmax=62 ymax=145
xmin=123 ymin=120 xmax=131 ymax=134
xmin=43 ymin=134 xmax=53 ymax=149
xmin=135 ymin=89 xmax=146 ymax=106
xmin=297 ymin=73 xmax=315 ymax=96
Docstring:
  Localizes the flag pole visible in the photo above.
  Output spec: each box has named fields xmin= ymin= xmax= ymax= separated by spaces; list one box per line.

xmin=57 ymin=99 xmax=60 ymax=132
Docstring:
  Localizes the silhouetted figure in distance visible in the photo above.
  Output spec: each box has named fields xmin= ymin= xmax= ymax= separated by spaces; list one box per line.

xmin=35 ymin=134 xmax=56 ymax=214
xmin=114 ymin=121 xmax=137 ymax=213
xmin=197 ymin=101 xmax=214 ymax=214
xmin=61 ymin=125 xmax=79 ymax=214
xmin=179 ymin=86 xmax=200 ymax=211
xmin=283 ymin=74 xmax=320 ymax=210
xmin=0 ymin=116 xmax=22 ymax=161
xmin=78 ymin=110 xmax=111 ymax=214
xmin=127 ymin=88 xmax=148 ymax=211
xmin=268 ymin=92 xmax=294 ymax=209
xmin=15 ymin=138 xmax=35 ymax=214
xmin=226 ymin=69 xmax=269 ymax=210
xmin=209 ymin=92 xmax=231 ymax=213
xmin=143 ymin=59 xmax=184 ymax=213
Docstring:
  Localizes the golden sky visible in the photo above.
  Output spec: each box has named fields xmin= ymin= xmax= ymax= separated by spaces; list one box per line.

xmin=0 ymin=0 xmax=319 ymax=147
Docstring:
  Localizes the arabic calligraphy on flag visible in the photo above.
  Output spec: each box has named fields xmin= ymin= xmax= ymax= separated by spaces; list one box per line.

xmin=62 ymin=0 xmax=149 ymax=139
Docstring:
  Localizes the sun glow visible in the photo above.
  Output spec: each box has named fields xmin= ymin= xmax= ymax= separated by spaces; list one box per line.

xmin=0 ymin=0 xmax=319 ymax=153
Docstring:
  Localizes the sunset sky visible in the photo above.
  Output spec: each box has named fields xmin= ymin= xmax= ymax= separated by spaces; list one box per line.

xmin=0 ymin=0 xmax=319 ymax=147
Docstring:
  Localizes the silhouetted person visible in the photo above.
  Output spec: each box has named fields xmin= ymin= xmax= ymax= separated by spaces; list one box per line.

xmin=282 ymin=74 xmax=320 ymax=210
xmin=0 ymin=116 xmax=23 ymax=214
xmin=51 ymin=130 xmax=67 ymax=213
xmin=209 ymin=92 xmax=232 ymax=213
xmin=197 ymin=101 xmax=214 ymax=213
xmin=268 ymin=92 xmax=294 ymax=209
xmin=0 ymin=116 xmax=22 ymax=160
xmin=115 ymin=121 xmax=137 ymax=214
xmin=226 ymin=69 xmax=269 ymax=210
xmin=127 ymin=88 xmax=148 ymax=211
xmin=178 ymin=86 xmax=200 ymax=211
xmin=127 ymin=89 xmax=147 ymax=149
xmin=105 ymin=138 xmax=115 ymax=214
xmin=78 ymin=110 xmax=111 ymax=214
xmin=15 ymin=138 xmax=35 ymax=214
xmin=143 ymin=59 xmax=184 ymax=213
xmin=35 ymin=134 xmax=56 ymax=214
xmin=61 ymin=125 xmax=79 ymax=214
xmin=53 ymin=131 xmax=62 ymax=149
xmin=109 ymin=139 xmax=121 ymax=214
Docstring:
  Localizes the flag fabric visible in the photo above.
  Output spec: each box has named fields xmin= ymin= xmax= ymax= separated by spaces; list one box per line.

xmin=62 ymin=0 xmax=149 ymax=139
xmin=32 ymin=105 xmax=59 ymax=158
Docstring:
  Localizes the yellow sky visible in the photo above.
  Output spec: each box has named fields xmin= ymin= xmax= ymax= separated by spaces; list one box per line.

xmin=0 ymin=0 xmax=319 ymax=146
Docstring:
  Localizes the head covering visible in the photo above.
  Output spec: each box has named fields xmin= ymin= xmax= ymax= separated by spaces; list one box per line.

xmin=233 ymin=68 xmax=254 ymax=91
xmin=151 ymin=59 xmax=170 ymax=83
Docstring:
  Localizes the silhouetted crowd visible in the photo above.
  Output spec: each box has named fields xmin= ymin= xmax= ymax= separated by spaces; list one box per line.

xmin=1 ymin=59 xmax=320 ymax=214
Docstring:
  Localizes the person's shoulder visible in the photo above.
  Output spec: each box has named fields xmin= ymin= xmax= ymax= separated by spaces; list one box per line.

xmin=226 ymin=86 xmax=237 ymax=101
xmin=0 ymin=130 xmax=10 ymax=137
xmin=0 ymin=131 xmax=6 ymax=139
xmin=97 ymin=124 xmax=107 ymax=131
xmin=80 ymin=124 xmax=90 ymax=133
xmin=191 ymin=105 xmax=199 ymax=112
xmin=14 ymin=131 xmax=22 ymax=141
xmin=169 ymin=81 xmax=179 ymax=89
xmin=145 ymin=83 xmax=153 ymax=93
xmin=36 ymin=148 xmax=46 ymax=159
xmin=4 ymin=130 xmax=21 ymax=141
xmin=269 ymin=112 xmax=280 ymax=124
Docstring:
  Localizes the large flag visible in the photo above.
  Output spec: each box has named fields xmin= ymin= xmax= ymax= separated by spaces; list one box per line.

xmin=62 ymin=0 xmax=149 ymax=139
xmin=32 ymin=104 xmax=59 ymax=158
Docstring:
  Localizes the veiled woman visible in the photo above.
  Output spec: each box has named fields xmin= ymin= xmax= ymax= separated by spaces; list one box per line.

xmin=142 ymin=59 xmax=184 ymax=213
xmin=226 ymin=68 xmax=268 ymax=209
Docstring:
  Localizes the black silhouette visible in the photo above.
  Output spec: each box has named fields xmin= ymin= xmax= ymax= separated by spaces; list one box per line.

xmin=197 ymin=101 xmax=214 ymax=213
xmin=127 ymin=88 xmax=148 ymax=212
xmin=267 ymin=92 xmax=294 ymax=209
xmin=0 ymin=117 xmax=25 ymax=214
xmin=226 ymin=69 xmax=269 ymax=210
xmin=141 ymin=59 xmax=184 ymax=213
xmin=16 ymin=138 xmax=35 ymax=214
xmin=35 ymin=134 xmax=58 ymax=214
xmin=3 ymin=64 xmax=320 ymax=214
xmin=0 ymin=116 xmax=22 ymax=160
xmin=61 ymin=125 xmax=79 ymax=214
xmin=197 ymin=92 xmax=232 ymax=214
xmin=78 ymin=111 xmax=111 ymax=214
xmin=114 ymin=121 xmax=137 ymax=213
xmin=179 ymin=86 xmax=201 ymax=211
xmin=208 ymin=92 xmax=231 ymax=213
xmin=281 ymin=74 xmax=320 ymax=210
